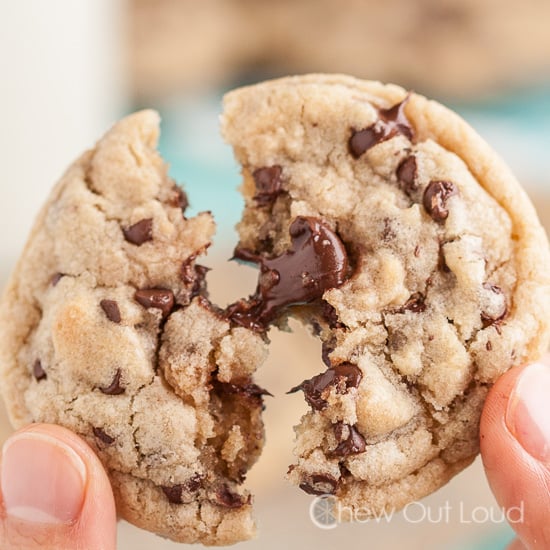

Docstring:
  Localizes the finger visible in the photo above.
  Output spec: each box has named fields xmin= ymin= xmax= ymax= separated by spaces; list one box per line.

xmin=481 ymin=360 xmax=550 ymax=550
xmin=0 ymin=423 xmax=116 ymax=550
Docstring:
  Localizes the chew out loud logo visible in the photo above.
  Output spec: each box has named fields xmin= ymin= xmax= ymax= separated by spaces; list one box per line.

xmin=309 ymin=495 xmax=525 ymax=529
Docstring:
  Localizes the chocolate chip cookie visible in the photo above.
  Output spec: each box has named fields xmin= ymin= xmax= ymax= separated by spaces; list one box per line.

xmin=221 ymin=74 xmax=550 ymax=516
xmin=0 ymin=111 xmax=269 ymax=545
xmin=2 ymin=75 xmax=549 ymax=543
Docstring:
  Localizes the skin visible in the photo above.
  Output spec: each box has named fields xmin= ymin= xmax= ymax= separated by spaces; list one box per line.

xmin=0 ymin=424 xmax=116 ymax=550
xmin=480 ymin=356 xmax=550 ymax=550
xmin=0 ymin=357 xmax=548 ymax=549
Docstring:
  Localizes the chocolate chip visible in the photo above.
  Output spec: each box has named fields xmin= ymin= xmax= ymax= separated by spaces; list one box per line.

xmin=100 ymin=299 xmax=121 ymax=324
xmin=51 ymin=273 xmax=64 ymax=286
xmin=388 ymin=330 xmax=407 ymax=351
xmin=93 ymin=427 xmax=115 ymax=445
xmin=181 ymin=256 xmax=210 ymax=299
xmin=329 ymin=423 xmax=366 ymax=458
xmin=99 ymin=369 xmax=125 ymax=395
xmin=226 ymin=217 xmax=349 ymax=330
xmin=252 ymin=165 xmax=283 ymax=205
xmin=232 ymin=247 xmax=260 ymax=264
xmin=161 ymin=474 xmax=203 ymax=504
xmin=213 ymin=380 xmax=273 ymax=403
xmin=397 ymin=292 xmax=426 ymax=313
xmin=349 ymin=129 xmax=379 ymax=157
xmin=190 ymin=265 xmax=209 ymax=299
xmin=288 ymin=363 xmax=362 ymax=411
xmin=161 ymin=484 xmax=184 ymax=504
xmin=214 ymin=486 xmax=250 ymax=508
xmin=481 ymin=283 xmax=507 ymax=328
xmin=423 ymin=181 xmax=458 ymax=222
xmin=299 ymin=474 xmax=339 ymax=496
xmin=486 ymin=340 xmax=493 ymax=351
xmin=321 ymin=339 xmax=336 ymax=367
xmin=321 ymin=301 xmax=344 ymax=329
xmin=169 ymin=185 xmax=189 ymax=211
xmin=349 ymin=95 xmax=414 ymax=157
xmin=33 ymin=359 xmax=47 ymax=381
xmin=310 ymin=320 xmax=323 ymax=336
xmin=186 ymin=473 xmax=204 ymax=492
xmin=123 ymin=218 xmax=153 ymax=245
xmin=134 ymin=288 xmax=175 ymax=318
xmin=396 ymin=155 xmax=418 ymax=194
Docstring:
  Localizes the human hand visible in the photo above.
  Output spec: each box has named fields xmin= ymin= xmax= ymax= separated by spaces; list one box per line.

xmin=481 ymin=357 xmax=550 ymax=549
xmin=0 ymin=423 xmax=116 ymax=550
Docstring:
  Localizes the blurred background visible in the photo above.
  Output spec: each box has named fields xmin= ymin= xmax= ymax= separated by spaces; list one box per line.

xmin=1 ymin=1 xmax=549 ymax=548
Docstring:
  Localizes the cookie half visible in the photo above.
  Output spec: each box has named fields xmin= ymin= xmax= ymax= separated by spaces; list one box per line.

xmin=0 ymin=111 xmax=269 ymax=545
xmin=221 ymin=75 xmax=550 ymax=514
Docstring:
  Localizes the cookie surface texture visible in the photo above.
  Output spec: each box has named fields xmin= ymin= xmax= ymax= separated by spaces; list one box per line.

xmin=221 ymin=74 xmax=550 ymax=514
xmin=0 ymin=111 xmax=268 ymax=545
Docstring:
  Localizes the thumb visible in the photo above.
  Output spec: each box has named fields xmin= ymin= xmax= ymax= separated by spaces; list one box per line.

xmin=0 ymin=423 xmax=116 ymax=550
xmin=480 ymin=360 xmax=550 ymax=550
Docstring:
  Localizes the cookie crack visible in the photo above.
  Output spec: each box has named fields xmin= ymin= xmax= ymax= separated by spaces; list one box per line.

xmin=379 ymin=315 xmax=437 ymax=435
xmin=128 ymin=378 xmax=156 ymax=469
xmin=82 ymin=160 xmax=103 ymax=198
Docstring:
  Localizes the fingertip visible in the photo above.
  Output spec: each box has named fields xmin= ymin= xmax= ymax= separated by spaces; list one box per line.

xmin=481 ymin=360 xmax=550 ymax=550
xmin=0 ymin=424 xmax=116 ymax=550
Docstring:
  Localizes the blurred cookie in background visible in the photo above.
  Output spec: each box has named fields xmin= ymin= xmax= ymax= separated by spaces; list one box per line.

xmin=129 ymin=0 xmax=265 ymax=99
xmin=129 ymin=0 xmax=550 ymax=101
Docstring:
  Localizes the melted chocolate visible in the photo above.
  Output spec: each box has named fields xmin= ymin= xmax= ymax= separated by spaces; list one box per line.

xmin=252 ymin=165 xmax=284 ymax=205
xmin=134 ymin=288 xmax=175 ymax=318
xmin=321 ymin=301 xmax=344 ymax=329
xmin=100 ymin=299 xmax=121 ymax=324
xmin=288 ymin=363 xmax=362 ymax=411
xmin=226 ymin=217 xmax=349 ymax=330
xmin=349 ymin=95 xmax=414 ymax=157
xmin=423 ymin=181 xmax=458 ymax=222
xmin=321 ymin=339 xmax=336 ymax=367
xmin=213 ymin=380 xmax=273 ymax=403
xmin=123 ymin=218 xmax=153 ymax=245
xmin=196 ymin=295 xmax=227 ymax=320
xmin=329 ymin=423 xmax=366 ymax=458
xmin=99 ymin=369 xmax=125 ymax=395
